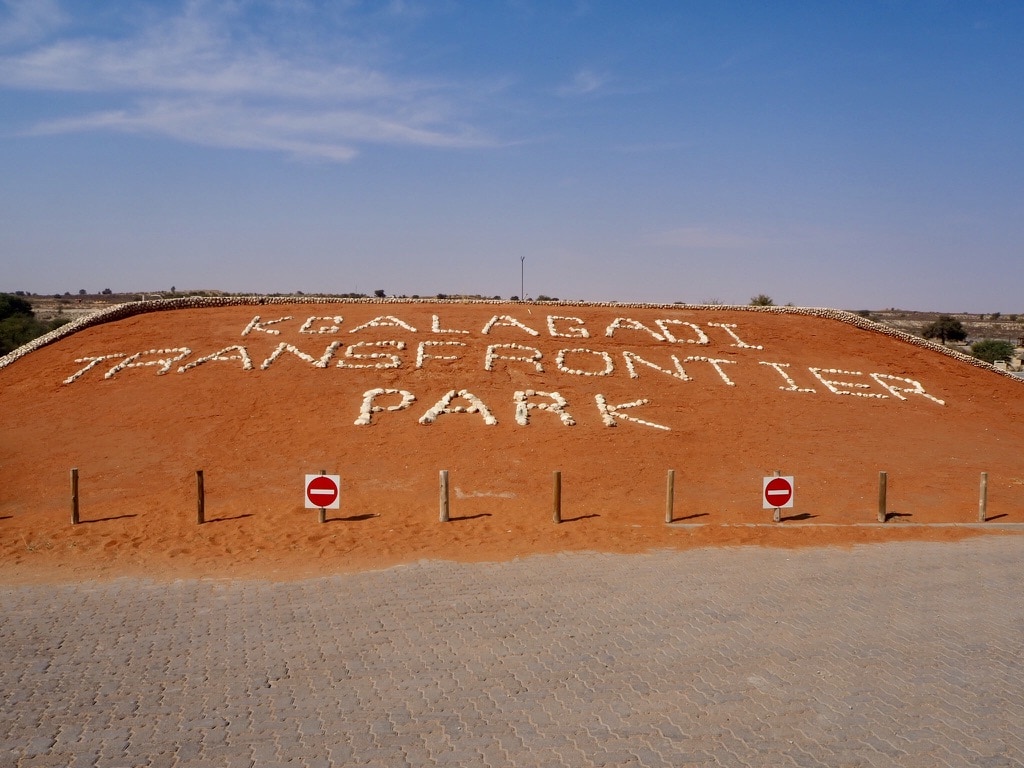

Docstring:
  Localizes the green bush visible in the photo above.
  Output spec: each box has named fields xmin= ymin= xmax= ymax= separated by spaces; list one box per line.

xmin=0 ymin=293 xmax=67 ymax=356
xmin=971 ymin=339 xmax=1015 ymax=364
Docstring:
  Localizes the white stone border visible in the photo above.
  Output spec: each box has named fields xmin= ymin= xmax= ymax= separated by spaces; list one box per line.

xmin=1 ymin=295 xmax=1020 ymax=383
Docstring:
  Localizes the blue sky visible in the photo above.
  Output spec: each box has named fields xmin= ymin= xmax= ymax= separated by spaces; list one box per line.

xmin=1 ymin=1 xmax=1021 ymax=311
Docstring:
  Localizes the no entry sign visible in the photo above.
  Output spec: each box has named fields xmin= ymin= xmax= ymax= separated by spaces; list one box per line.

xmin=762 ymin=476 xmax=794 ymax=509
xmin=305 ymin=474 xmax=340 ymax=509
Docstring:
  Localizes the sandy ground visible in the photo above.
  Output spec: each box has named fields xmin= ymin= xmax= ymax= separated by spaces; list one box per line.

xmin=2 ymin=301 xmax=1023 ymax=584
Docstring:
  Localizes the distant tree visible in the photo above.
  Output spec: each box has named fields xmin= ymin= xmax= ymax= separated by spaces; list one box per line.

xmin=374 ymin=289 xmax=386 ymax=298
xmin=921 ymin=315 xmax=967 ymax=344
xmin=749 ymin=294 xmax=775 ymax=306
xmin=436 ymin=293 xmax=448 ymax=300
xmin=971 ymin=339 xmax=1014 ymax=364
xmin=991 ymin=312 xmax=1002 ymax=320
xmin=101 ymin=288 xmax=112 ymax=295
xmin=510 ymin=295 xmax=520 ymax=302
xmin=855 ymin=310 xmax=874 ymax=320
xmin=78 ymin=289 xmax=86 ymax=296
xmin=0 ymin=293 xmax=67 ymax=355
xmin=0 ymin=293 xmax=33 ymax=319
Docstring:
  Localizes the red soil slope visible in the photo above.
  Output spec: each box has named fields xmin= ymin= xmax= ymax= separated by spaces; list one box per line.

xmin=2 ymin=300 xmax=1022 ymax=582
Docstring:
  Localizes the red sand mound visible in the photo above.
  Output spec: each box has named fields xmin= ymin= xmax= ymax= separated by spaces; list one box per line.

xmin=2 ymin=300 xmax=1023 ymax=583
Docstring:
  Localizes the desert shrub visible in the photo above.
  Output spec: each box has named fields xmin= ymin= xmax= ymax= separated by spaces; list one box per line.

xmin=0 ymin=294 xmax=34 ymax=319
xmin=921 ymin=315 xmax=966 ymax=344
xmin=0 ymin=294 xmax=69 ymax=355
xmin=971 ymin=339 xmax=1014 ymax=364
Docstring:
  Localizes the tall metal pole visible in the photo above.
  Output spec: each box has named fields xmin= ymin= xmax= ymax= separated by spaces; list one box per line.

xmin=520 ymin=256 xmax=525 ymax=300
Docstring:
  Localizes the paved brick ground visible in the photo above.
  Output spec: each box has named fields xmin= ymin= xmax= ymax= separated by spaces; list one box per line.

xmin=3 ymin=538 xmax=1024 ymax=767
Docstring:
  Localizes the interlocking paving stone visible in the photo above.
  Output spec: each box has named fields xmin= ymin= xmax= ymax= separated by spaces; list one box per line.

xmin=3 ymin=538 xmax=1024 ymax=766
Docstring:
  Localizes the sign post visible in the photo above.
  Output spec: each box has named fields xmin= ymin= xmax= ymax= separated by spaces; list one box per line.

xmin=70 ymin=467 xmax=79 ymax=526
xmin=762 ymin=473 xmax=794 ymax=522
xmin=305 ymin=472 xmax=340 ymax=523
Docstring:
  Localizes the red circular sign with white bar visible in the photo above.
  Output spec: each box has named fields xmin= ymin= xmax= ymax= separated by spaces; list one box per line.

xmin=305 ymin=474 xmax=340 ymax=509
xmin=762 ymin=476 xmax=794 ymax=509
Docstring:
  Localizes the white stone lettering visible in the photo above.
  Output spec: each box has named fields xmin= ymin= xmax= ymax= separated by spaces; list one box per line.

xmin=869 ymin=374 xmax=944 ymax=405
xmin=354 ymin=388 xmax=417 ymax=425
xmin=338 ymin=341 xmax=406 ymax=369
xmin=299 ymin=316 xmax=344 ymax=334
xmin=513 ymin=390 xmax=576 ymax=426
xmin=105 ymin=348 xmax=192 ymax=379
xmin=686 ymin=356 xmax=737 ymax=386
xmin=547 ymin=315 xmax=590 ymax=339
xmin=63 ymin=354 xmax=127 ymax=384
xmin=260 ymin=342 xmax=341 ymax=370
xmin=654 ymin=319 xmax=709 ymax=345
xmin=759 ymin=361 xmax=815 ymax=393
xmin=556 ymin=348 xmax=614 ymax=376
xmin=241 ymin=316 xmax=292 ymax=336
xmin=416 ymin=341 xmax=466 ymax=369
xmin=594 ymin=394 xmax=670 ymax=431
xmin=431 ymin=315 xmax=470 ymax=334
xmin=419 ymin=389 xmax=497 ymax=425
xmin=481 ymin=315 xmax=540 ymax=336
xmin=604 ymin=317 xmax=665 ymax=341
xmin=809 ymin=368 xmax=887 ymax=398
xmin=706 ymin=322 xmax=763 ymax=349
xmin=349 ymin=315 xmax=417 ymax=333
xmin=622 ymin=350 xmax=692 ymax=381
xmin=485 ymin=344 xmax=544 ymax=373
xmin=178 ymin=346 xmax=253 ymax=373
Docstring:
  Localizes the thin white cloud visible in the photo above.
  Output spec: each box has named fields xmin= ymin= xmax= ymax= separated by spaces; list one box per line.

xmin=556 ymin=68 xmax=608 ymax=97
xmin=0 ymin=0 xmax=496 ymax=161
xmin=29 ymin=97 xmax=491 ymax=160
xmin=0 ymin=0 xmax=65 ymax=45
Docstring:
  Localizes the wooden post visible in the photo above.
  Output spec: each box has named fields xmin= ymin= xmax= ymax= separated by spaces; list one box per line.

xmin=70 ymin=468 xmax=79 ymax=526
xmin=772 ymin=470 xmax=781 ymax=523
xmin=318 ymin=469 xmax=327 ymax=524
xmin=439 ymin=470 xmax=449 ymax=523
xmin=665 ymin=469 xmax=675 ymax=524
xmin=196 ymin=470 xmax=205 ymax=525
xmin=878 ymin=471 xmax=888 ymax=523
xmin=552 ymin=471 xmax=562 ymax=524
xmin=979 ymin=472 xmax=988 ymax=523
